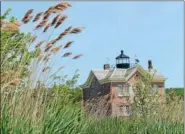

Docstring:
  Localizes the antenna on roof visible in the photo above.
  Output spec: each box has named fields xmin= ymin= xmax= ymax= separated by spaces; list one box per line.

xmin=135 ymin=54 xmax=139 ymax=64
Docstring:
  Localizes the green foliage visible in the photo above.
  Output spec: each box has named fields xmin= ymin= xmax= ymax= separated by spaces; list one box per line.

xmin=1 ymin=14 xmax=38 ymax=79
xmin=166 ymin=88 xmax=184 ymax=96
xmin=1 ymin=8 xmax=12 ymax=20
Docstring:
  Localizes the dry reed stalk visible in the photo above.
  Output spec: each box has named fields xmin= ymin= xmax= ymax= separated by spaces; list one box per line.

xmin=64 ymin=41 xmax=73 ymax=49
xmin=62 ymin=52 xmax=72 ymax=57
xmin=2 ymin=22 xmax=19 ymax=31
xmin=42 ymin=67 xmax=50 ymax=72
xmin=55 ymin=2 xmax=72 ymax=9
xmin=37 ymin=55 xmax=44 ymax=63
xmin=51 ymin=14 xmax=60 ymax=26
xmin=44 ymin=6 xmax=54 ymax=15
xmin=22 ymin=9 xmax=34 ymax=22
xmin=57 ymin=26 xmax=72 ymax=40
xmin=22 ymin=16 xmax=33 ymax=24
xmin=43 ymin=13 xmax=51 ymax=20
xmin=35 ymin=40 xmax=45 ymax=48
xmin=49 ymin=39 xmax=58 ymax=45
xmin=51 ymin=45 xmax=62 ymax=54
xmin=43 ymin=23 xmax=51 ymax=32
xmin=44 ymin=43 xmax=53 ymax=52
xmin=34 ymin=19 xmax=48 ymax=30
xmin=31 ymin=36 xmax=37 ymax=43
xmin=55 ymin=15 xmax=67 ymax=28
xmin=8 ymin=79 xmax=20 ymax=86
xmin=43 ymin=55 xmax=50 ymax=61
xmin=33 ymin=12 xmax=44 ymax=22
xmin=70 ymin=27 xmax=84 ymax=34
xmin=72 ymin=54 xmax=83 ymax=59
xmin=47 ymin=9 xmax=62 ymax=14
xmin=58 ymin=66 xmax=65 ymax=70
xmin=13 ymin=20 xmax=21 ymax=27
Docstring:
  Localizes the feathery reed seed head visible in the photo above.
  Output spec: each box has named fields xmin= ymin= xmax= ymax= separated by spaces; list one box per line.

xmin=42 ymin=67 xmax=50 ymax=72
xmin=43 ymin=23 xmax=51 ymax=32
xmin=33 ymin=12 xmax=44 ymax=22
xmin=62 ymin=52 xmax=72 ymax=57
xmin=72 ymin=54 xmax=83 ymax=59
xmin=51 ymin=14 xmax=60 ymax=26
xmin=35 ymin=40 xmax=45 ymax=48
xmin=64 ymin=41 xmax=73 ymax=49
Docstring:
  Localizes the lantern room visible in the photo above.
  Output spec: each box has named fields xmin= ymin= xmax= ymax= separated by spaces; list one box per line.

xmin=116 ymin=50 xmax=130 ymax=69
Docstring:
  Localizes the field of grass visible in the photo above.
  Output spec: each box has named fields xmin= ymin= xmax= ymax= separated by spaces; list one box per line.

xmin=1 ymin=2 xmax=184 ymax=134
xmin=1 ymin=88 xmax=184 ymax=134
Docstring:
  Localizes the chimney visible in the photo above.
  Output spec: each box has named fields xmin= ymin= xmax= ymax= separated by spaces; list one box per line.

xmin=148 ymin=60 xmax=153 ymax=71
xmin=104 ymin=64 xmax=110 ymax=70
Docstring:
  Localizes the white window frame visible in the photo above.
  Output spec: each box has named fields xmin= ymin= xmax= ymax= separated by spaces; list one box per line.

xmin=123 ymin=84 xmax=130 ymax=96
xmin=117 ymin=85 xmax=123 ymax=97
xmin=153 ymin=84 xmax=159 ymax=92
xmin=119 ymin=105 xmax=130 ymax=116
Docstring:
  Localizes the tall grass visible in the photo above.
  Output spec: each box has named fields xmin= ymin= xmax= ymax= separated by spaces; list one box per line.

xmin=1 ymin=2 xmax=184 ymax=134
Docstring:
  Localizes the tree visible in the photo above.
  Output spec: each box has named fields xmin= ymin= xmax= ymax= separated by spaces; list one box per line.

xmin=132 ymin=73 xmax=160 ymax=119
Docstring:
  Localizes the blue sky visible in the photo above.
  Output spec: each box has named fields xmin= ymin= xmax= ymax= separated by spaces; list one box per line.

xmin=2 ymin=1 xmax=184 ymax=88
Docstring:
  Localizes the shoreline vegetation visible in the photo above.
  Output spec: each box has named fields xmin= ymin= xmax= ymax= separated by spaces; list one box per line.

xmin=1 ymin=2 xmax=184 ymax=134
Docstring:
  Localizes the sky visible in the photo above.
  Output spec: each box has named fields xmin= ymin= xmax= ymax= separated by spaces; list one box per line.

xmin=2 ymin=1 xmax=184 ymax=88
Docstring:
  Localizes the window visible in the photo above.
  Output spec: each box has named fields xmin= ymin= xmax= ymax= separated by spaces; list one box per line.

xmin=119 ymin=105 xmax=130 ymax=116
xmin=123 ymin=84 xmax=130 ymax=96
xmin=125 ymin=105 xmax=130 ymax=115
xmin=117 ymin=85 xmax=123 ymax=97
xmin=153 ymin=85 xmax=159 ymax=92
xmin=119 ymin=105 xmax=124 ymax=113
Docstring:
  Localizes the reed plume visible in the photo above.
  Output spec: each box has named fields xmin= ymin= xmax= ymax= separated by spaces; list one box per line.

xmin=9 ymin=79 xmax=20 ymax=86
xmin=55 ymin=15 xmax=67 ymax=28
xmin=37 ymin=55 xmax=44 ymax=63
xmin=22 ymin=9 xmax=34 ymax=23
xmin=44 ymin=6 xmax=54 ymax=15
xmin=64 ymin=41 xmax=73 ymax=49
xmin=49 ymin=39 xmax=58 ymax=45
xmin=44 ymin=43 xmax=53 ymax=52
xmin=51 ymin=14 xmax=60 ymax=26
xmin=42 ymin=67 xmax=50 ymax=72
xmin=43 ymin=23 xmax=51 ymax=32
xmin=22 ymin=16 xmax=33 ymax=24
xmin=58 ymin=66 xmax=65 ymax=70
xmin=2 ymin=22 xmax=19 ymax=31
xmin=51 ymin=45 xmax=62 ymax=54
xmin=14 ymin=20 xmax=21 ymax=27
xmin=72 ymin=54 xmax=83 ymax=59
xmin=62 ymin=52 xmax=72 ymax=57
xmin=55 ymin=2 xmax=72 ymax=9
xmin=33 ymin=12 xmax=44 ymax=22
xmin=31 ymin=36 xmax=37 ymax=43
xmin=57 ymin=26 xmax=72 ymax=40
xmin=35 ymin=40 xmax=45 ymax=48
xmin=43 ymin=54 xmax=51 ymax=61
xmin=70 ymin=27 xmax=84 ymax=34
xmin=34 ymin=19 xmax=48 ymax=30
xmin=43 ymin=13 xmax=51 ymax=21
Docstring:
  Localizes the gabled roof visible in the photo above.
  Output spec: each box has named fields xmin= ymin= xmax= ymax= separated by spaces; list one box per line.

xmin=81 ymin=64 xmax=166 ymax=88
